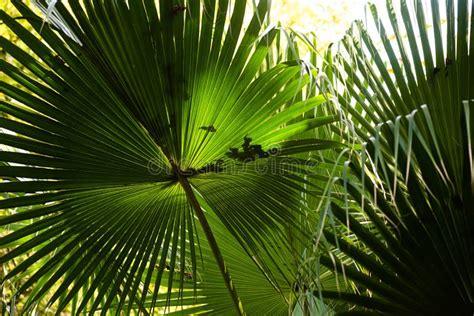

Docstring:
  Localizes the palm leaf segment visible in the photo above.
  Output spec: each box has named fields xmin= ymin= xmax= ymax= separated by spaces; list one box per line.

xmin=315 ymin=0 xmax=474 ymax=313
xmin=0 ymin=0 xmax=337 ymax=314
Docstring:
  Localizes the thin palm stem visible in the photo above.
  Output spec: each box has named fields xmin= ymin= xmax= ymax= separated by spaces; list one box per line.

xmin=173 ymin=163 xmax=246 ymax=316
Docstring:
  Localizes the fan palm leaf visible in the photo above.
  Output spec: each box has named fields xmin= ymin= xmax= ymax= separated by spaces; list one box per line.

xmin=0 ymin=0 xmax=339 ymax=314
xmin=304 ymin=0 xmax=474 ymax=313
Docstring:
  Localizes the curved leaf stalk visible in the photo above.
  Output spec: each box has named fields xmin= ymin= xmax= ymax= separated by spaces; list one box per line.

xmin=173 ymin=163 xmax=246 ymax=316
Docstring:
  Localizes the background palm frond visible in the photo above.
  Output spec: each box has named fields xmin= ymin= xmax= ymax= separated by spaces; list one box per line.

xmin=304 ymin=0 xmax=474 ymax=313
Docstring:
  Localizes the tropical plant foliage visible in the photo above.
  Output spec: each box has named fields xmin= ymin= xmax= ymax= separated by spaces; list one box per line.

xmin=0 ymin=0 xmax=34 ymax=103
xmin=0 ymin=0 xmax=473 ymax=315
xmin=309 ymin=0 xmax=474 ymax=313
xmin=0 ymin=0 xmax=340 ymax=314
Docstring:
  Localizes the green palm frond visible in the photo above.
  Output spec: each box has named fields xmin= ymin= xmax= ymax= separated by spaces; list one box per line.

xmin=320 ymin=105 xmax=473 ymax=314
xmin=0 ymin=0 xmax=339 ymax=314
xmin=306 ymin=0 xmax=474 ymax=313
xmin=335 ymin=0 xmax=473 ymax=189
